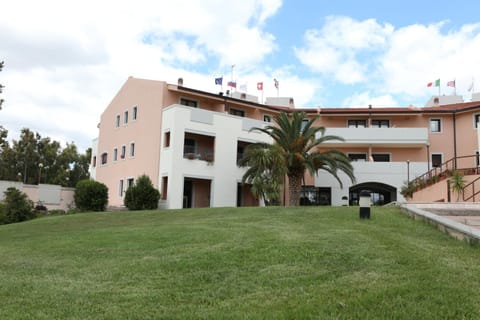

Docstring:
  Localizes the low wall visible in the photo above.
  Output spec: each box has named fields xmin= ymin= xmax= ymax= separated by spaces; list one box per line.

xmin=410 ymin=174 xmax=480 ymax=203
xmin=0 ymin=181 xmax=75 ymax=211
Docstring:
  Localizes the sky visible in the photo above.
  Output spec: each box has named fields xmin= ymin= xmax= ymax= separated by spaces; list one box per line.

xmin=2 ymin=0 xmax=480 ymax=151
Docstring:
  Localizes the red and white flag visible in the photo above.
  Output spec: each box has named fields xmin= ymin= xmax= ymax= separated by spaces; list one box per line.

xmin=447 ymin=80 xmax=456 ymax=87
xmin=257 ymin=82 xmax=263 ymax=91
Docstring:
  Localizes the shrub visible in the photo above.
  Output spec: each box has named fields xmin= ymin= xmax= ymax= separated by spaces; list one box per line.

xmin=0 ymin=202 xmax=7 ymax=225
xmin=48 ymin=209 xmax=66 ymax=216
xmin=74 ymin=179 xmax=109 ymax=211
xmin=124 ymin=175 xmax=160 ymax=210
xmin=3 ymin=187 xmax=34 ymax=223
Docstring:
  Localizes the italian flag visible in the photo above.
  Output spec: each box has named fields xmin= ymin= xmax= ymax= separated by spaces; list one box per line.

xmin=427 ymin=79 xmax=440 ymax=87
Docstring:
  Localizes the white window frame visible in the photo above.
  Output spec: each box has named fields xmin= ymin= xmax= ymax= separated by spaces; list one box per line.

xmin=119 ymin=179 xmax=124 ymax=197
xmin=347 ymin=153 xmax=368 ymax=162
xmin=473 ymin=114 xmax=480 ymax=129
xmin=124 ymin=110 xmax=129 ymax=125
xmin=429 ymin=118 xmax=442 ymax=133
xmin=431 ymin=153 xmax=443 ymax=168
xmin=121 ymin=145 xmax=126 ymax=159
xmin=132 ymin=106 xmax=138 ymax=121
xmin=129 ymin=142 xmax=135 ymax=158
xmin=113 ymin=148 xmax=118 ymax=162
xmin=115 ymin=114 xmax=120 ymax=128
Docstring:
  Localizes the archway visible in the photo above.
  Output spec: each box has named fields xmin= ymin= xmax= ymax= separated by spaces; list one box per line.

xmin=349 ymin=182 xmax=397 ymax=206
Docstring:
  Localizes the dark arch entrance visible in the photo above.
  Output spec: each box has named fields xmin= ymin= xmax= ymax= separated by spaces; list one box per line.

xmin=349 ymin=182 xmax=397 ymax=206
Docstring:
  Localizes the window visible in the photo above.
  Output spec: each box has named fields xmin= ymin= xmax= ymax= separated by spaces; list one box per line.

xmin=477 ymin=151 xmax=480 ymax=166
xmin=101 ymin=152 xmax=108 ymax=165
xmin=347 ymin=120 xmax=367 ymax=128
xmin=474 ymin=114 xmax=480 ymax=128
xmin=116 ymin=115 xmax=120 ymax=127
xmin=348 ymin=153 xmax=367 ymax=162
xmin=180 ymin=98 xmax=198 ymax=108
xmin=92 ymin=156 xmax=97 ymax=168
xmin=371 ymin=120 xmax=390 ymax=128
xmin=432 ymin=154 xmax=442 ymax=168
xmin=124 ymin=111 xmax=128 ymax=124
xmin=430 ymin=118 xmax=441 ymax=133
xmin=121 ymin=145 xmax=126 ymax=159
xmin=130 ymin=142 xmax=135 ymax=157
xmin=263 ymin=115 xmax=272 ymax=122
xmin=113 ymin=148 xmax=118 ymax=161
xmin=229 ymin=108 xmax=245 ymax=117
xmin=372 ymin=154 xmax=390 ymax=162
xmin=133 ymin=106 xmax=137 ymax=120
xmin=161 ymin=176 xmax=168 ymax=200
xmin=127 ymin=178 xmax=135 ymax=189
xmin=164 ymin=131 xmax=171 ymax=147
xmin=184 ymin=138 xmax=196 ymax=155
xmin=301 ymin=119 xmax=309 ymax=130
xmin=119 ymin=179 xmax=124 ymax=197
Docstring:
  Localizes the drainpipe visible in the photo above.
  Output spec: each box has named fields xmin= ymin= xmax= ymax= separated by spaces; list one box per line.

xmin=453 ymin=112 xmax=457 ymax=170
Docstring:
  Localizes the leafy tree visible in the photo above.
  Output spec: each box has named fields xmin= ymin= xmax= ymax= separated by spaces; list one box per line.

xmin=124 ymin=175 xmax=160 ymax=210
xmin=0 ymin=128 xmax=90 ymax=186
xmin=2 ymin=187 xmax=34 ymax=224
xmin=239 ymin=144 xmax=286 ymax=205
xmin=74 ymin=179 xmax=108 ymax=211
xmin=249 ymin=111 xmax=355 ymax=206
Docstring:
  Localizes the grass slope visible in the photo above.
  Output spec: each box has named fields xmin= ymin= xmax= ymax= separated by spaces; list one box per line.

xmin=1 ymin=206 xmax=480 ymax=319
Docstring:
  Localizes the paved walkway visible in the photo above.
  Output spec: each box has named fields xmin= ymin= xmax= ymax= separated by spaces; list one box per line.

xmin=401 ymin=203 xmax=480 ymax=241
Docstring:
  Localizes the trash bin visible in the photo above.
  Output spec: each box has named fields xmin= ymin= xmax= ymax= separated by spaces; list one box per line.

xmin=359 ymin=190 xmax=371 ymax=219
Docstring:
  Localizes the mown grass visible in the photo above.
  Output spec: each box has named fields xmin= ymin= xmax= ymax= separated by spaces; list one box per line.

xmin=1 ymin=206 xmax=480 ymax=319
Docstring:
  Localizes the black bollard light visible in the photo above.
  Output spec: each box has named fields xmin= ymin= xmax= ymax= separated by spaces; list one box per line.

xmin=359 ymin=190 xmax=371 ymax=219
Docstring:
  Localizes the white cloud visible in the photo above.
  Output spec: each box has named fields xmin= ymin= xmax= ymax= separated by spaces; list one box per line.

xmin=379 ymin=22 xmax=480 ymax=98
xmin=0 ymin=0 xmax=282 ymax=151
xmin=342 ymin=92 xmax=398 ymax=108
xmin=295 ymin=16 xmax=393 ymax=84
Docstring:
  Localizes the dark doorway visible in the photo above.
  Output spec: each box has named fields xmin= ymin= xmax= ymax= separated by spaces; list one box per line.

xmin=300 ymin=186 xmax=331 ymax=206
xmin=349 ymin=182 xmax=397 ymax=206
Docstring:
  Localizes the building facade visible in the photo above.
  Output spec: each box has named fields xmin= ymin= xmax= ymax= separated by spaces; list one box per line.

xmin=91 ymin=77 xmax=480 ymax=208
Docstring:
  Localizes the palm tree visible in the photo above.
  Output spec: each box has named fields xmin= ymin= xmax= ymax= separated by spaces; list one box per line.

xmin=449 ymin=170 xmax=466 ymax=201
xmin=239 ymin=143 xmax=286 ymax=205
xmin=249 ymin=111 xmax=355 ymax=206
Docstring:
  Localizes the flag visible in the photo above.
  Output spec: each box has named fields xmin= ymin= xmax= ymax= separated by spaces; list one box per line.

xmin=468 ymin=81 xmax=474 ymax=92
xmin=215 ymin=77 xmax=223 ymax=85
xmin=239 ymin=83 xmax=247 ymax=92
xmin=227 ymin=81 xmax=237 ymax=88
xmin=447 ymin=80 xmax=455 ymax=87
xmin=427 ymin=79 xmax=440 ymax=87
xmin=257 ymin=82 xmax=263 ymax=91
xmin=274 ymin=78 xmax=279 ymax=89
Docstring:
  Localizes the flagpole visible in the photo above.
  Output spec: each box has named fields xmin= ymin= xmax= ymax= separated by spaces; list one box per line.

xmin=231 ymin=64 xmax=235 ymax=93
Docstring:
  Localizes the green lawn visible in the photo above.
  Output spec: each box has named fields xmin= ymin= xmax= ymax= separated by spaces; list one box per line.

xmin=1 ymin=206 xmax=480 ymax=319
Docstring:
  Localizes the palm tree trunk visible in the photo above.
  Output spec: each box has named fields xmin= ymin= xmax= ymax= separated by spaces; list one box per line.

xmin=288 ymin=172 xmax=303 ymax=206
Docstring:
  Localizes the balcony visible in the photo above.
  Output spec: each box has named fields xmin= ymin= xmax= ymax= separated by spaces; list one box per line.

xmin=321 ymin=127 xmax=428 ymax=147
xmin=183 ymin=132 xmax=215 ymax=163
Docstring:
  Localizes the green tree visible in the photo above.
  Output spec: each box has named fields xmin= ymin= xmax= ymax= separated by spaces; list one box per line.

xmin=249 ymin=111 xmax=355 ymax=206
xmin=3 ymin=187 xmax=34 ymax=224
xmin=124 ymin=175 xmax=160 ymax=210
xmin=74 ymin=179 xmax=108 ymax=211
xmin=0 ymin=128 xmax=90 ymax=186
xmin=449 ymin=170 xmax=466 ymax=201
xmin=239 ymin=144 xmax=286 ymax=205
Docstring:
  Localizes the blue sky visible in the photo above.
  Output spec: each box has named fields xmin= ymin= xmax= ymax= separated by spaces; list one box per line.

xmin=1 ymin=0 xmax=480 ymax=150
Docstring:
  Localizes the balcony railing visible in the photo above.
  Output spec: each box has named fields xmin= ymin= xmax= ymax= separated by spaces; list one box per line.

xmin=322 ymin=127 xmax=428 ymax=146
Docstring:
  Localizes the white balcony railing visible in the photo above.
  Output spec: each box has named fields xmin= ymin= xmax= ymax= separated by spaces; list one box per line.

xmin=321 ymin=127 xmax=428 ymax=147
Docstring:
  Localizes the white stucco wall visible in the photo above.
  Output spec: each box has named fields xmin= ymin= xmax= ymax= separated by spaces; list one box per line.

xmin=315 ymin=161 xmax=428 ymax=205
xmin=159 ymin=105 xmax=271 ymax=209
